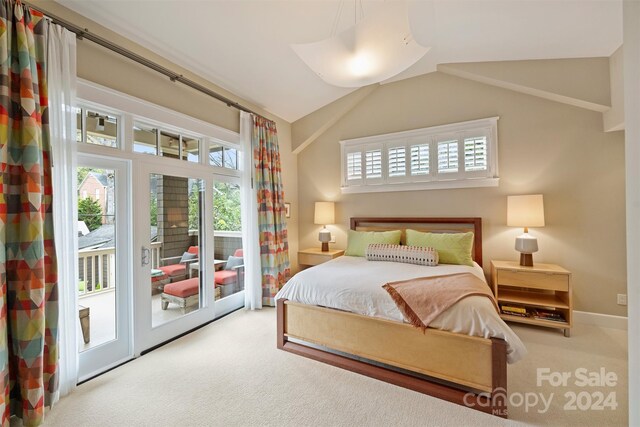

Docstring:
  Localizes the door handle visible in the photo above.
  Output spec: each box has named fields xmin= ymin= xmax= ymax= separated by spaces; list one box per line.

xmin=141 ymin=246 xmax=151 ymax=266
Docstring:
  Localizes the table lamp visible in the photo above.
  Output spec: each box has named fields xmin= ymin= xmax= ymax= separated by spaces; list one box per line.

xmin=507 ymin=194 xmax=545 ymax=266
xmin=314 ymin=202 xmax=335 ymax=252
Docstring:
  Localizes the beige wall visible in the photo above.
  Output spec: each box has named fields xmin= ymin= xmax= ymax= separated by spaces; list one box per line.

xmin=32 ymin=0 xmax=299 ymax=269
xmin=296 ymin=71 xmax=626 ymax=316
xmin=604 ymin=45 xmax=625 ymax=132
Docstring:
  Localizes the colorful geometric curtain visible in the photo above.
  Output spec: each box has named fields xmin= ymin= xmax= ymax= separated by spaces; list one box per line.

xmin=0 ymin=2 xmax=59 ymax=426
xmin=252 ymin=116 xmax=290 ymax=306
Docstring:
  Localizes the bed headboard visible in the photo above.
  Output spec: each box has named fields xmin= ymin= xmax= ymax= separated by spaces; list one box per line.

xmin=350 ymin=217 xmax=483 ymax=267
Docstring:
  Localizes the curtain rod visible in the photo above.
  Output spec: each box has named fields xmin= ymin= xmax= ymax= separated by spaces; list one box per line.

xmin=25 ymin=2 xmax=262 ymax=117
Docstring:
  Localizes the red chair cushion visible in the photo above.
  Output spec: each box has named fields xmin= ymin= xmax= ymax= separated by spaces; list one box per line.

xmin=233 ymin=249 xmax=243 ymax=257
xmin=164 ymin=278 xmax=199 ymax=298
xmin=215 ymin=270 xmax=238 ymax=285
xmin=188 ymin=246 xmax=199 ymax=256
xmin=159 ymin=264 xmax=186 ymax=277
xmin=152 ymin=274 xmax=168 ymax=282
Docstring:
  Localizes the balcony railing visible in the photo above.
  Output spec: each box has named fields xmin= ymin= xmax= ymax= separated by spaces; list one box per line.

xmin=78 ymin=241 xmax=162 ymax=297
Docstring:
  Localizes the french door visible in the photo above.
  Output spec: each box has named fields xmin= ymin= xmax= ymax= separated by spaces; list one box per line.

xmin=77 ymin=155 xmax=132 ymax=381
xmin=134 ymin=162 xmax=211 ymax=352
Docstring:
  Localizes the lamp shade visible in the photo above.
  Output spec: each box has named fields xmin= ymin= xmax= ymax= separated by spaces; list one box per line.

xmin=314 ymin=202 xmax=335 ymax=225
xmin=507 ymin=195 xmax=545 ymax=228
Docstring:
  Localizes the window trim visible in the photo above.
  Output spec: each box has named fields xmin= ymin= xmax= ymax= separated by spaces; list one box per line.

xmin=340 ymin=117 xmax=499 ymax=194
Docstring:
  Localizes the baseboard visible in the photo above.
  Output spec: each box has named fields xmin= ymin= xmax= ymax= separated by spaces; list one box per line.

xmin=573 ymin=311 xmax=628 ymax=330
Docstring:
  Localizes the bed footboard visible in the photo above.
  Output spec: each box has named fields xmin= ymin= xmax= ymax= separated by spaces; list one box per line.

xmin=277 ymin=299 xmax=507 ymax=418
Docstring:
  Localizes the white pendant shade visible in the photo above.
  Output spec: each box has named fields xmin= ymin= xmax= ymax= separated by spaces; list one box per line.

xmin=291 ymin=2 xmax=429 ymax=88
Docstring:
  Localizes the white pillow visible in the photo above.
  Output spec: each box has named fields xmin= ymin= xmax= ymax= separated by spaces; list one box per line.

xmin=365 ymin=243 xmax=439 ymax=266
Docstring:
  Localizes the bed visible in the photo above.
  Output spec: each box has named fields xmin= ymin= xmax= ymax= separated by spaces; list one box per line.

xmin=276 ymin=217 xmax=526 ymax=418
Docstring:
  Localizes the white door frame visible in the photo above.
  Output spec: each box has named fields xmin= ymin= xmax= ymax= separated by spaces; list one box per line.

xmin=77 ymin=154 xmax=133 ymax=381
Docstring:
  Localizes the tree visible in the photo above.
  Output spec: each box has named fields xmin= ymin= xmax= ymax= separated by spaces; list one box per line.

xmin=150 ymin=195 xmax=158 ymax=227
xmin=214 ymin=183 xmax=241 ymax=231
xmin=78 ymin=197 xmax=103 ymax=231
xmin=188 ymin=182 xmax=201 ymax=230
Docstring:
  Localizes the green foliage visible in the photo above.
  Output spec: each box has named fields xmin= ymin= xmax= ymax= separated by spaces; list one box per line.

xmin=78 ymin=281 xmax=85 ymax=292
xmin=150 ymin=195 xmax=158 ymax=227
xmin=188 ymin=181 xmax=201 ymax=231
xmin=78 ymin=197 xmax=103 ymax=231
xmin=214 ymin=183 xmax=241 ymax=231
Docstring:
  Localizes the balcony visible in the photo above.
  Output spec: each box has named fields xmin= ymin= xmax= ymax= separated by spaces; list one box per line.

xmin=78 ymin=234 xmax=243 ymax=350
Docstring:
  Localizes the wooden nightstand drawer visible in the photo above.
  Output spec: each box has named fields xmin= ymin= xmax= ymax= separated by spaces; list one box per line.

xmin=497 ymin=269 xmax=569 ymax=292
xmin=299 ymin=252 xmax=329 ymax=266
xmin=298 ymin=248 xmax=344 ymax=267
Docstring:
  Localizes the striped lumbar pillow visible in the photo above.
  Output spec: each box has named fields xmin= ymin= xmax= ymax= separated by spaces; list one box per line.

xmin=365 ymin=244 xmax=439 ymax=266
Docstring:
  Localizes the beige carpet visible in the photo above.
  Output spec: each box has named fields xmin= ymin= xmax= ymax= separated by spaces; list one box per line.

xmin=35 ymin=309 xmax=627 ymax=427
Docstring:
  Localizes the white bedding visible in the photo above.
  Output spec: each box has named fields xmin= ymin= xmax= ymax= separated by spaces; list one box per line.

xmin=276 ymin=256 xmax=527 ymax=363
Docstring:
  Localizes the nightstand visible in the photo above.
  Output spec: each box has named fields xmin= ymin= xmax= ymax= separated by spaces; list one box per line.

xmin=298 ymin=248 xmax=344 ymax=267
xmin=491 ymin=260 xmax=572 ymax=337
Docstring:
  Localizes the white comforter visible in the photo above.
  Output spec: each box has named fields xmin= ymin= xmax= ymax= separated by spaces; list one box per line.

xmin=276 ymin=256 xmax=527 ymax=363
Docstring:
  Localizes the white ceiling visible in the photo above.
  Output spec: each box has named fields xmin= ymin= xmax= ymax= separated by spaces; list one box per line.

xmin=57 ymin=0 xmax=622 ymax=123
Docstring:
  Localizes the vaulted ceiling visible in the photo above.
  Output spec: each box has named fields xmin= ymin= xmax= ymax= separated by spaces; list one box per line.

xmin=57 ymin=0 xmax=622 ymax=123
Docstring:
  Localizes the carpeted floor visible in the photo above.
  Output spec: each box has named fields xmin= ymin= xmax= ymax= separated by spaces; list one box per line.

xmin=36 ymin=308 xmax=627 ymax=427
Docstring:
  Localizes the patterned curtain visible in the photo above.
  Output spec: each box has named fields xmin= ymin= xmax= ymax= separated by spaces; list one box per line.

xmin=253 ymin=116 xmax=290 ymax=306
xmin=0 ymin=2 xmax=58 ymax=426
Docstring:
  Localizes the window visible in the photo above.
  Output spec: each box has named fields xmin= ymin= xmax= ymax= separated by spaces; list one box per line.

xmin=437 ymin=140 xmax=458 ymax=174
xmin=410 ymin=143 xmax=429 ymax=176
xmin=365 ymin=149 xmax=382 ymax=179
xmin=209 ymin=141 xmax=238 ymax=170
xmin=76 ymin=107 xmax=119 ymax=148
xmin=95 ymin=189 xmax=100 ymax=200
xmin=340 ymin=117 xmax=499 ymax=193
xmin=133 ymin=122 xmax=200 ymax=163
xmin=388 ymin=146 xmax=406 ymax=177
xmin=464 ymin=136 xmax=487 ymax=172
xmin=346 ymin=151 xmax=362 ymax=181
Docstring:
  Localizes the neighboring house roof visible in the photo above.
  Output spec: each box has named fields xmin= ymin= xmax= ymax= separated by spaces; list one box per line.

xmin=78 ymin=171 xmax=109 ymax=191
xmin=90 ymin=172 xmax=109 ymax=187
xmin=79 ymin=224 xmax=158 ymax=250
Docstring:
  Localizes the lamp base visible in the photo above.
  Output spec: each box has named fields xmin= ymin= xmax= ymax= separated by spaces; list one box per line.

xmin=321 ymin=242 xmax=329 ymax=252
xmin=519 ymin=253 xmax=533 ymax=267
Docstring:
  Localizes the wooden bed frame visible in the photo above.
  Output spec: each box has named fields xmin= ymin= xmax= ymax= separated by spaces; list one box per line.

xmin=276 ymin=217 xmax=508 ymax=418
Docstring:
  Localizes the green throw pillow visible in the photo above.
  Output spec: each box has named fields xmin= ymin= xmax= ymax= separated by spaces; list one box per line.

xmin=345 ymin=230 xmax=402 ymax=257
xmin=405 ymin=229 xmax=474 ymax=266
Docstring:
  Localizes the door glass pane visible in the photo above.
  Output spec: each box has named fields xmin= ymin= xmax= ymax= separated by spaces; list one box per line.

xmin=77 ymin=167 xmax=117 ymax=351
xmin=213 ymin=182 xmax=243 ymax=300
xmin=134 ymin=123 xmax=158 ymax=155
xmin=151 ymin=174 xmax=203 ymax=326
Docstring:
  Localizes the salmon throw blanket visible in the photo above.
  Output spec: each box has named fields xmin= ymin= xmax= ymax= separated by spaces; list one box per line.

xmin=383 ymin=273 xmax=500 ymax=330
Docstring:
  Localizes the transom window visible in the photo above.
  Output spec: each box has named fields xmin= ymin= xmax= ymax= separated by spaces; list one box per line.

xmin=340 ymin=117 xmax=499 ymax=193
xmin=209 ymin=141 xmax=238 ymax=170
xmin=133 ymin=122 xmax=201 ymax=163
xmin=76 ymin=106 xmax=119 ymax=148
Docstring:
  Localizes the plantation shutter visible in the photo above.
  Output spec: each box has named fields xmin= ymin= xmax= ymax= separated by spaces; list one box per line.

xmin=346 ymin=151 xmax=362 ymax=181
xmin=437 ymin=140 xmax=459 ymax=174
xmin=365 ymin=149 xmax=382 ymax=179
xmin=464 ymin=136 xmax=488 ymax=171
xmin=388 ymin=146 xmax=406 ymax=177
xmin=410 ymin=143 xmax=429 ymax=175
